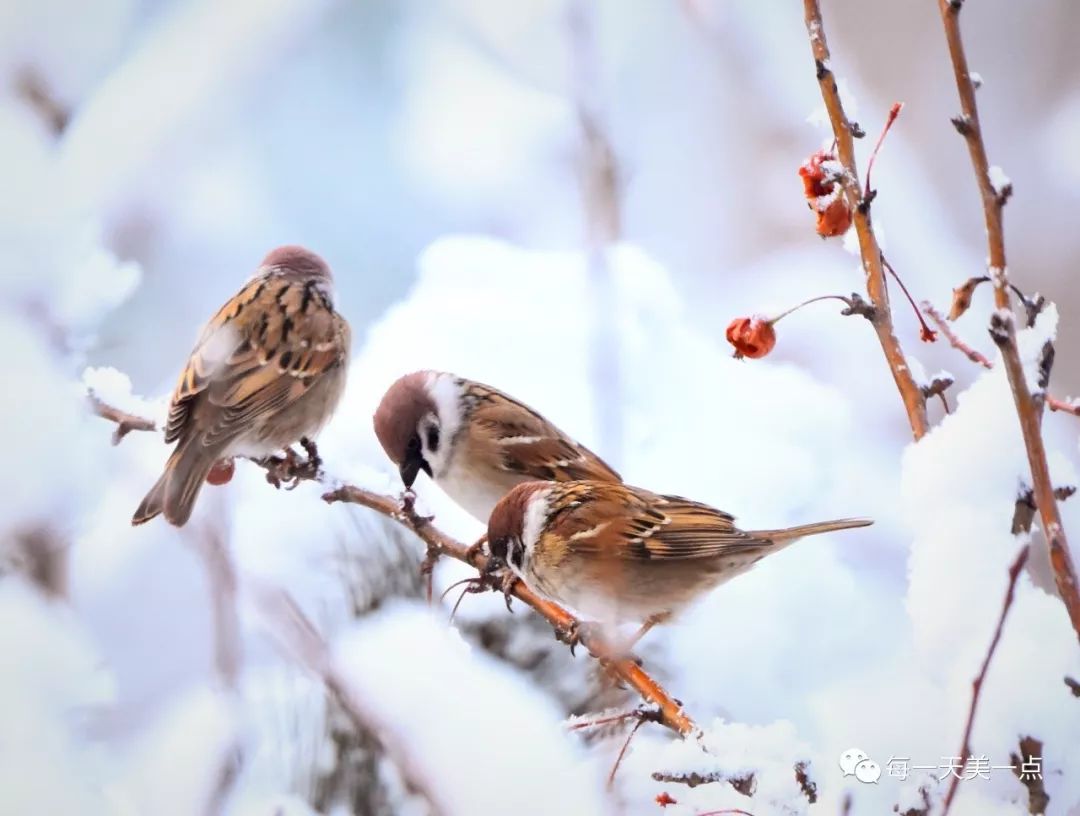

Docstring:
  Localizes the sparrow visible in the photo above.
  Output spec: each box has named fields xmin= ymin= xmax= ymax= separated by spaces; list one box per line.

xmin=487 ymin=480 xmax=871 ymax=641
xmin=132 ymin=245 xmax=351 ymax=527
xmin=373 ymin=371 xmax=620 ymax=522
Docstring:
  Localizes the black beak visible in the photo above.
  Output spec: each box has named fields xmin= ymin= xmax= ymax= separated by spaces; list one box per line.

xmin=399 ymin=452 xmax=431 ymax=488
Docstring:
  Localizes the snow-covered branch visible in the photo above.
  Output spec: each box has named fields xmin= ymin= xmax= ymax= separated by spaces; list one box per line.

xmin=936 ymin=0 xmax=1080 ymax=642
xmin=801 ymin=0 xmax=929 ymax=440
xmin=90 ymin=396 xmax=700 ymax=739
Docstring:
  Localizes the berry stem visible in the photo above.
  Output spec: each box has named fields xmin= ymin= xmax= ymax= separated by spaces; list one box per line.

xmin=769 ymin=294 xmax=857 ymax=325
xmin=881 ymin=254 xmax=937 ymax=341
xmin=864 ymin=102 xmax=904 ymax=200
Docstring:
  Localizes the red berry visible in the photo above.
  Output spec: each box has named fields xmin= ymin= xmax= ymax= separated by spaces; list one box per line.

xmin=726 ymin=316 xmax=777 ymax=359
xmin=206 ymin=458 xmax=235 ymax=486
xmin=798 ymin=149 xmax=853 ymax=238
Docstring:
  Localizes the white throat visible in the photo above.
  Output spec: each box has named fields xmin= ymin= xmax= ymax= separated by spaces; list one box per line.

xmin=423 ymin=372 xmax=464 ymax=479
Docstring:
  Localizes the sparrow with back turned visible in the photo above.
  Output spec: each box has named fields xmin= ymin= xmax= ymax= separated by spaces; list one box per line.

xmin=373 ymin=371 xmax=621 ymax=523
xmin=487 ymin=480 xmax=872 ymax=643
xmin=132 ymin=245 xmax=351 ymax=527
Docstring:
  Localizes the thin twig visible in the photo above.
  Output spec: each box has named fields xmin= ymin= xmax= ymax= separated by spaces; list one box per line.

xmin=651 ymin=769 xmax=757 ymax=797
xmin=803 ymin=0 xmax=928 ymax=440
xmin=567 ymin=706 xmax=659 ymax=733
xmin=940 ymin=544 xmax=1029 ymax=816
xmin=922 ymin=302 xmax=993 ymax=369
xmin=606 ymin=717 xmax=645 ymax=789
xmin=88 ymin=392 xmax=158 ymax=444
xmin=926 ymin=303 xmax=1080 ymax=422
xmin=92 ymin=396 xmax=699 ymax=738
xmin=938 ymin=0 xmax=1080 ymax=642
xmin=1047 ymin=396 xmax=1080 ymax=416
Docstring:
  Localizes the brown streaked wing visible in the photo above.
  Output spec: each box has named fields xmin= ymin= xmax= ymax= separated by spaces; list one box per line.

xmin=165 ymin=275 xmax=345 ymax=446
xmin=467 ymin=383 xmax=621 ymax=482
xmin=559 ymin=483 xmax=762 ymax=562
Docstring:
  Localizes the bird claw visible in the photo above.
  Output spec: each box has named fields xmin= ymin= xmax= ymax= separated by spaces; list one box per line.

xmin=498 ymin=571 xmax=517 ymax=612
xmin=464 ymin=535 xmax=488 ymax=564
xmin=557 ymin=620 xmax=600 ymax=656
xmin=478 ymin=556 xmax=516 ymax=611
xmin=285 ymin=438 xmax=322 ymax=485
xmin=299 ymin=437 xmax=321 ymax=471
xmin=258 ymin=440 xmax=321 ymax=489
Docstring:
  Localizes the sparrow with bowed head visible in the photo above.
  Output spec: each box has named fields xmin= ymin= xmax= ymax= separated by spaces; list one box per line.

xmin=373 ymin=372 xmax=621 ymax=523
xmin=487 ymin=480 xmax=872 ymax=643
xmin=133 ymin=245 xmax=351 ymax=527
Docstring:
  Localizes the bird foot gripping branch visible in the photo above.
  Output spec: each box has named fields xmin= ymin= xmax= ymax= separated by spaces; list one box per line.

xmin=258 ymin=437 xmax=323 ymax=490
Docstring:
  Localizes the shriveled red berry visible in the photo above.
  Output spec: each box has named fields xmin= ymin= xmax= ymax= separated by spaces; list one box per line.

xmin=815 ymin=193 xmax=853 ymax=237
xmin=206 ymin=458 xmax=236 ymax=486
xmin=798 ymin=150 xmax=853 ymax=238
xmin=726 ymin=316 xmax=776 ymax=359
xmin=655 ymin=791 xmax=677 ymax=807
xmin=798 ymin=150 xmax=834 ymax=198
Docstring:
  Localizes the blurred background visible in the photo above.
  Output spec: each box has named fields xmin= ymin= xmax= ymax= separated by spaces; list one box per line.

xmin=2 ymin=0 xmax=1080 ymax=814
xmin=4 ymin=0 xmax=1077 ymax=397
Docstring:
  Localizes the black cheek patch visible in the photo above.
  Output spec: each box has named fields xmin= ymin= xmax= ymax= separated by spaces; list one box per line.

xmin=508 ymin=538 xmax=525 ymax=570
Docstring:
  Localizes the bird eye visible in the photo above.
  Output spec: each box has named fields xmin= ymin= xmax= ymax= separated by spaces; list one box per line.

xmin=426 ymin=425 xmax=440 ymax=452
xmin=407 ymin=433 xmax=422 ymax=454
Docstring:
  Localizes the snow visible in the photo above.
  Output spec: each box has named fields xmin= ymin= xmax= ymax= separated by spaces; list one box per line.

xmin=119 ymin=685 xmax=242 ymax=816
xmin=988 ymin=165 xmax=1012 ymax=197
xmin=3 ymin=4 xmax=1079 ymax=814
xmin=332 ymin=603 xmax=608 ymax=816
xmin=619 ymin=719 xmax=814 ymax=814
xmin=900 ymin=305 xmax=1080 ymax=814
xmin=0 ymin=580 xmax=118 ymax=815
xmin=82 ymin=366 xmax=168 ymax=427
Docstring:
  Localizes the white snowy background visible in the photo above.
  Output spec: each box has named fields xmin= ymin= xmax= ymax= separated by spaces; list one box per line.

xmin=2 ymin=0 xmax=1079 ymax=814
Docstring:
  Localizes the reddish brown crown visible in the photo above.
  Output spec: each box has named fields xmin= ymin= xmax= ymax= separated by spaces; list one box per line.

xmin=373 ymin=372 xmax=437 ymax=465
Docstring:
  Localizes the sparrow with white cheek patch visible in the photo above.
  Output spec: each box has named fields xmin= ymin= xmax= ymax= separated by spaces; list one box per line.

xmin=372 ymin=372 xmax=620 ymax=522
xmin=133 ymin=245 xmax=351 ymax=527
xmin=487 ymin=480 xmax=872 ymax=642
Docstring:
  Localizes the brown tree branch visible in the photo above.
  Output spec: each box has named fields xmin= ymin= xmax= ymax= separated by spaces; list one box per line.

xmin=323 ymin=485 xmax=697 ymax=737
xmin=925 ymin=302 xmax=1080 ymax=421
xmin=802 ymin=0 xmax=929 ymax=440
xmin=1047 ymin=396 xmax=1080 ymax=417
xmin=922 ymin=302 xmax=992 ymax=369
xmin=90 ymin=396 xmax=698 ymax=738
xmin=937 ymin=0 xmax=1080 ymax=641
xmin=88 ymin=392 xmax=158 ymax=444
xmin=940 ymin=543 xmax=1029 ymax=816
xmin=650 ymin=769 xmax=757 ymax=798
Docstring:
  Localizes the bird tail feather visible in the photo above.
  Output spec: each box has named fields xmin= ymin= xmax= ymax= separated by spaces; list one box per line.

xmin=748 ymin=517 xmax=872 ymax=543
xmin=132 ymin=438 xmax=221 ymax=527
